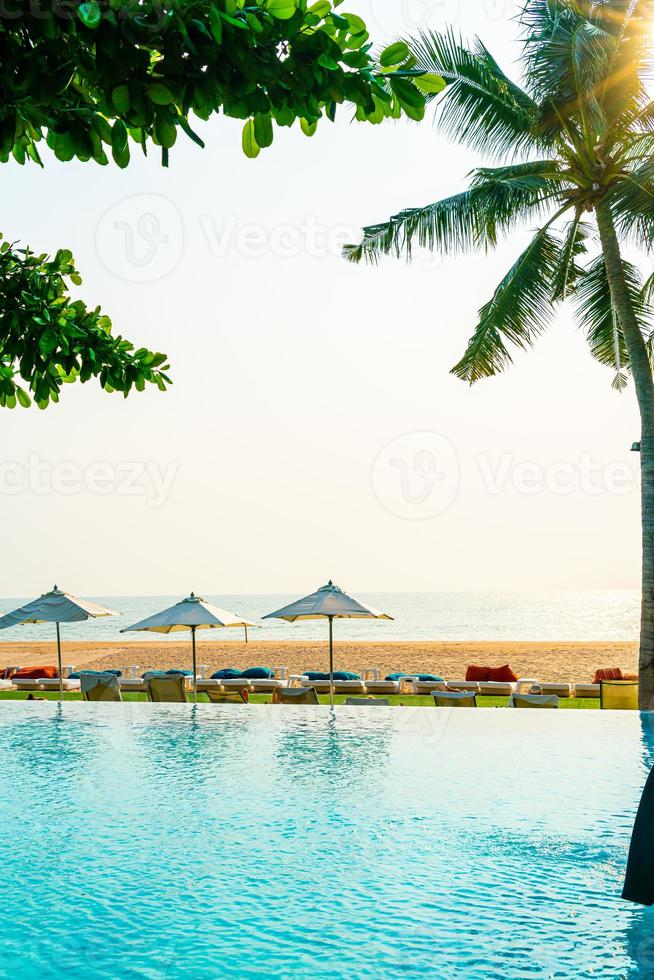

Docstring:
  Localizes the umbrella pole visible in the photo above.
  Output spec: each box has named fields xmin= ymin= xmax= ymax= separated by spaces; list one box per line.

xmin=244 ymin=625 xmax=248 ymax=644
xmin=192 ymin=626 xmax=197 ymax=704
xmin=56 ymin=622 xmax=63 ymax=702
xmin=328 ymin=616 xmax=334 ymax=709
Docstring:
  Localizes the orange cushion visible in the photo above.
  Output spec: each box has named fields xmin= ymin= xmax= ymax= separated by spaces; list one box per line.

xmin=466 ymin=665 xmax=489 ymax=682
xmin=593 ymin=667 xmax=623 ymax=684
xmin=487 ymin=664 xmax=518 ymax=683
xmin=11 ymin=665 xmax=57 ymax=679
xmin=623 ymin=673 xmax=639 ymax=681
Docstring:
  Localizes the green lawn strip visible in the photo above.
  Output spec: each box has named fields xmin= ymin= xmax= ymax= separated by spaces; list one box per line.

xmin=0 ymin=691 xmax=601 ymax=709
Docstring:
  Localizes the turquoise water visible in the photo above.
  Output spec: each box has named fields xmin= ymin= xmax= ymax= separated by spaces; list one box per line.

xmin=0 ymin=589 xmax=640 ymax=642
xmin=1 ymin=704 xmax=653 ymax=978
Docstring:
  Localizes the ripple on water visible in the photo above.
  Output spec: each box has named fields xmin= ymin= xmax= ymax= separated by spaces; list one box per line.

xmin=0 ymin=704 xmax=653 ymax=979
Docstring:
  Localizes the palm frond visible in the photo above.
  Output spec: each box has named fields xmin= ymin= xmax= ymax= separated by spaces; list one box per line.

xmin=551 ymin=213 xmax=592 ymax=300
xmin=610 ymin=162 xmax=654 ymax=245
xmin=451 ymin=228 xmax=561 ymax=383
xmin=575 ymin=252 xmax=651 ymax=387
xmin=407 ymin=29 xmax=540 ymax=157
xmin=343 ymin=164 xmax=561 ymax=265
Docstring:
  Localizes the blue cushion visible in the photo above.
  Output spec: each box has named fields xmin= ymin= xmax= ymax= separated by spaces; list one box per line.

xmin=166 ymin=669 xmax=191 ymax=676
xmin=241 ymin=667 xmax=274 ymax=680
xmin=304 ymin=671 xmax=361 ymax=682
xmin=211 ymin=669 xmax=242 ymax=680
xmin=69 ymin=669 xmax=121 ymax=679
xmin=142 ymin=670 xmax=167 ymax=680
xmin=385 ymin=673 xmax=443 ymax=682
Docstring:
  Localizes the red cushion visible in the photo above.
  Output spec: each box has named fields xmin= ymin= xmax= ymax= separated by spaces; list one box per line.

xmin=593 ymin=667 xmax=623 ymax=684
xmin=10 ymin=665 xmax=57 ymax=679
xmin=466 ymin=665 xmax=489 ymax=682
xmin=487 ymin=664 xmax=518 ymax=683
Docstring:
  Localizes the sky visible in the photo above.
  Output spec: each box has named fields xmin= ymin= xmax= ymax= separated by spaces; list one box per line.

xmin=0 ymin=0 xmax=645 ymax=597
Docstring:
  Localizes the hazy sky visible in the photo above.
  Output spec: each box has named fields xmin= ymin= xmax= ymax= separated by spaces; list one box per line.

xmin=1 ymin=0 xmax=644 ymax=597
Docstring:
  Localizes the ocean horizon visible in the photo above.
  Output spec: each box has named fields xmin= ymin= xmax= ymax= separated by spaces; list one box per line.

xmin=0 ymin=590 xmax=639 ymax=643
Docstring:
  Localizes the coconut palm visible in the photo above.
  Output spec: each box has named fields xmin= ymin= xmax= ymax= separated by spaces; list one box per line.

xmin=345 ymin=0 xmax=654 ymax=707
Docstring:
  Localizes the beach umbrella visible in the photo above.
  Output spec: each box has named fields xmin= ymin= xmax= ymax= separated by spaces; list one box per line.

xmin=0 ymin=586 xmax=118 ymax=701
xmin=263 ymin=581 xmax=393 ymax=708
xmin=121 ymin=593 xmax=259 ymax=702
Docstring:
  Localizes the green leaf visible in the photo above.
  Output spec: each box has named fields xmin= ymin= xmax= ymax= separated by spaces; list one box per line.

xmin=413 ymin=73 xmax=446 ymax=95
xmin=389 ymin=76 xmax=424 ymax=109
xmin=318 ymin=53 xmax=340 ymax=71
xmin=78 ymin=2 xmax=101 ymax=29
xmin=147 ymin=83 xmax=175 ymax=106
xmin=111 ymin=119 xmax=128 ymax=154
xmin=380 ymin=41 xmax=410 ymax=68
xmin=309 ymin=0 xmax=331 ymax=15
xmin=208 ymin=6 xmax=223 ymax=43
xmin=111 ymin=85 xmax=130 ymax=114
xmin=300 ymin=118 xmax=318 ymax=137
xmin=16 ymin=388 xmax=31 ymax=408
xmin=253 ymin=112 xmax=274 ymax=149
xmin=242 ymin=119 xmax=260 ymax=158
xmin=267 ymin=0 xmax=297 ymax=19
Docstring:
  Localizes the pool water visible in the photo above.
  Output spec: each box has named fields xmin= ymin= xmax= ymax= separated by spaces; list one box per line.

xmin=0 ymin=704 xmax=653 ymax=979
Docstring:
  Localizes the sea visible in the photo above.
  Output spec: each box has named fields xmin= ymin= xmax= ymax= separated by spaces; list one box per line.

xmin=0 ymin=591 xmax=639 ymax=643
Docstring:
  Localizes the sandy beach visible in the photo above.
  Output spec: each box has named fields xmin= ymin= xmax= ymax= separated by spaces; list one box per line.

xmin=0 ymin=640 xmax=638 ymax=684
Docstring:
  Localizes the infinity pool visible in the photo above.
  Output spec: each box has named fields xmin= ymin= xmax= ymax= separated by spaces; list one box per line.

xmin=0 ymin=704 xmax=653 ymax=978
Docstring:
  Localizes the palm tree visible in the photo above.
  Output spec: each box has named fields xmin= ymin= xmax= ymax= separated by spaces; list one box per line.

xmin=345 ymin=0 xmax=654 ymax=708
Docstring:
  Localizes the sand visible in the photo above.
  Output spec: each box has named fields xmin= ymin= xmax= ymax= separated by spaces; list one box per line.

xmin=0 ymin=640 xmax=638 ymax=683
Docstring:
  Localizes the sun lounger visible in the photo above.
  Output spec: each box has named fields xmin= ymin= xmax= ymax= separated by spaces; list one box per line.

xmin=13 ymin=678 xmax=45 ymax=692
xmin=220 ymin=678 xmax=255 ymax=693
xmin=574 ymin=683 xmax=600 ymax=698
xmin=0 ymin=679 xmax=14 ymax=691
xmin=433 ymin=691 xmax=478 ymax=708
xmin=146 ymin=675 xmax=188 ymax=703
xmin=39 ymin=677 xmax=81 ymax=692
xmin=364 ymin=680 xmax=401 ymax=695
xmin=81 ymin=672 xmax=122 ymax=702
xmin=206 ymin=688 xmax=249 ymax=704
xmin=600 ymin=680 xmax=639 ymax=710
xmin=344 ymin=697 xmax=390 ymax=706
xmin=119 ymin=678 xmax=147 ymax=693
xmin=299 ymin=678 xmax=367 ymax=695
xmin=444 ymin=680 xmax=481 ymax=694
xmin=509 ymin=694 xmax=559 ymax=709
xmin=478 ymin=681 xmax=517 ymax=697
xmin=272 ymin=687 xmax=320 ymax=705
xmin=538 ymin=682 xmax=572 ymax=698
xmin=412 ymin=679 xmax=447 ymax=695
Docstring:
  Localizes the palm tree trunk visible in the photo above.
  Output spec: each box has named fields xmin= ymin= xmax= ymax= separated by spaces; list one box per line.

xmin=596 ymin=200 xmax=654 ymax=710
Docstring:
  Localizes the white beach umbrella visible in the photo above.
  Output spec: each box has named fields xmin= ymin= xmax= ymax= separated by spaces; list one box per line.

xmin=263 ymin=581 xmax=393 ymax=708
xmin=121 ymin=593 xmax=259 ymax=702
xmin=0 ymin=586 xmax=118 ymax=701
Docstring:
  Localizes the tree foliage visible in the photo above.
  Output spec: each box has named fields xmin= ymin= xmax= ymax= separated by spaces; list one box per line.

xmin=1 ymin=0 xmax=443 ymax=406
xmin=345 ymin=3 xmax=654 ymax=389
xmin=0 ymin=235 xmax=170 ymax=408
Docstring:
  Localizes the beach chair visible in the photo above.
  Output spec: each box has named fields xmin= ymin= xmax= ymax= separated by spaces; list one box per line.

xmin=509 ymin=694 xmax=559 ymax=709
xmin=600 ymin=680 xmax=639 ymax=710
xmin=39 ymin=677 xmax=81 ymax=693
xmin=344 ymin=697 xmax=390 ymax=707
xmin=146 ymin=674 xmax=188 ymax=703
xmin=364 ymin=680 xmax=401 ymax=696
xmin=206 ymin=688 xmax=249 ymax=704
xmin=433 ymin=691 xmax=478 ymax=708
xmin=272 ymin=687 xmax=320 ymax=705
xmin=81 ymin=672 xmax=122 ymax=702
